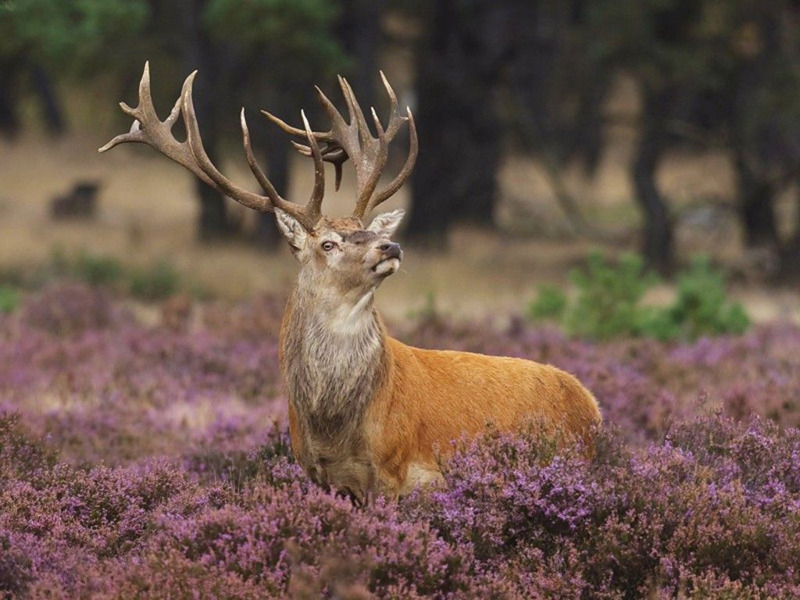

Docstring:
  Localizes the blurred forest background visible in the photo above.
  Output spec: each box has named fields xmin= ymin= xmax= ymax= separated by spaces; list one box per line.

xmin=1 ymin=0 xmax=800 ymax=321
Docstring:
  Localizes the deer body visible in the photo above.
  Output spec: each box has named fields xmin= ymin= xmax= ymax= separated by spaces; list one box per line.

xmin=102 ymin=64 xmax=601 ymax=500
xmin=277 ymin=215 xmax=600 ymax=499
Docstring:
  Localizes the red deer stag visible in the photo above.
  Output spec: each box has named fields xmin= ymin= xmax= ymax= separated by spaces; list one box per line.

xmin=100 ymin=63 xmax=601 ymax=499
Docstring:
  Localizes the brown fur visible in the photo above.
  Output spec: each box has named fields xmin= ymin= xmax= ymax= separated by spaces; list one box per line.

xmin=277 ymin=215 xmax=601 ymax=500
xmin=368 ymin=337 xmax=600 ymax=494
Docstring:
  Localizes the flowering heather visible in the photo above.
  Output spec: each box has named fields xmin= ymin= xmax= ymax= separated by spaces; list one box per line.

xmin=1 ymin=284 xmax=799 ymax=597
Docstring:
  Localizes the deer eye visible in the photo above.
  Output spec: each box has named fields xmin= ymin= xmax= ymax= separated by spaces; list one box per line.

xmin=321 ymin=241 xmax=336 ymax=252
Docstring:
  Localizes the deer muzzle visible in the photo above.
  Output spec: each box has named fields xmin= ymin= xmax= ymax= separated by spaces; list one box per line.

xmin=379 ymin=242 xmax=402 ymax=261
xmin=372 ymin=242 xmax=403 ymax=276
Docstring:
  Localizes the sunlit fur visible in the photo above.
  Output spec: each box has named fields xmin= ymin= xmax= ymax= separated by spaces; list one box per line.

xmin=276 ymin=209 xmax=601 ymax=499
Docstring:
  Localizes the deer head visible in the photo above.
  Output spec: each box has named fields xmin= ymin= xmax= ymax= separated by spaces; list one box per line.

xmin=275 ymin=209 xmax=406 ymax=304
xmin=100 ymin=63 xmax=418 ymax=301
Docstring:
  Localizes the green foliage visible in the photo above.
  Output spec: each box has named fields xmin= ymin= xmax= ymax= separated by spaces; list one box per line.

xmin=528 ymin=285 xmax=567 ymax=322
xmin=564 ymin=251 xmax=658 ymax=340
xmin=529 ymin=252 xmax=750 ymax=341
xmin=72 ymin=252 xmax=124 ymax=287
xmin=583 ymin=0 xmax=741 ymax=91
xmin=47 ymin=248 xmax=123 ymax=287
xmin=39 ymin=248 xmax=187 ymax=301
xmin=0 ymin=0 xmax=149 ymax=73
xmin=668 ymin=256 xmax=750 ymax=338
xmin=0 ymin=286 xmax=20 ymax=314
xmin=202 ymin=0 xmax=346 ymax=80
xmin=127 ymin=261 xmax=181 ymax=301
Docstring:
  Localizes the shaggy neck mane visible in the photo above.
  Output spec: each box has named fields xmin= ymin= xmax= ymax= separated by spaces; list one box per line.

xmin=281 ymin=277 xmax=387 ymax=442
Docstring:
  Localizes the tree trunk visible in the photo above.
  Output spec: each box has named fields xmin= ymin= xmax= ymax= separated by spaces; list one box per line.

xmin=0 ymin=60 xmax=21 ymax=137
xmin=735 ymin=154 xmax=779 ymax=250
xmin=406 ymin=0 xmax=503 ymax=247
xmin=179 ymin=0 xmax=234 ymax=240
xmin=778 ymin=186 xmax=800 ymax=281
xmin=730 ymin=8 xmax=782 ymax=259
xmin=632 ymin=89 xmax=673 ymax=275
xmin=337 ymin=0 xmax=384 ymax=109
xmin=31 ymin=65 xmax=65 ymax=135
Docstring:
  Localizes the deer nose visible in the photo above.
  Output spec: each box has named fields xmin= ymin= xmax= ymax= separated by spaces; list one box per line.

xmin=378 ymin=242 xmax=402 ymax=260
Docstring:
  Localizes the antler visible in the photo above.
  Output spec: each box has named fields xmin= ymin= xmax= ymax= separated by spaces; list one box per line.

xmin=99 ymin=62 xmax=325 ymax=230
xmin=262 ymin=71 xmax=418 ymax=220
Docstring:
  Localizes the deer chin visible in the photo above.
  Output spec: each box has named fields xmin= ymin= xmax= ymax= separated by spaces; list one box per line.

xmin=372 ymin=257 xmax=400 ymax=277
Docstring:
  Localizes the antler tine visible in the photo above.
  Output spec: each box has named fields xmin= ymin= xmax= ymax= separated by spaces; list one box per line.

xmin=100 ymin=63 xmax=215 ymax=190
xmin=240 ymin=108 xmax=282 ymax=202
xmin=268 ymin=75 xmax=413 ymax=200
xmin=366 ymin=108 xmax=418 ymax=214
xmin=352 ymin=107 xmax=389 ymax=219
xmin=261 ymin=109 xmax=336 ymax=145
xmin=292 ymin=141 xmax=348 ymax=191
xmin=338 ymin=76 xmax=373 ymax=148
xmin=301 ymin=110 xmax=325 ymax=218
xmin=316 ymin=84 xmax=366 ymax=192
xmin=315 ymin=85 xmax=358 ymax=153
xmin=379 ymin=71 xmax=404 ymax=140
xmin=284 ymin=75 xmax=404 ymax=159
xmin=291 ymin=141 xmax=347 ymax=162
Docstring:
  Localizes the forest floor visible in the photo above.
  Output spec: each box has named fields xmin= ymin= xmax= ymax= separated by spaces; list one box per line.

xmin=1 ymin=131 xmax=798 ymax=324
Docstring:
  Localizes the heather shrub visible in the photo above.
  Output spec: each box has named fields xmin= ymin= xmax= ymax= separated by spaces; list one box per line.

xmin=0 ymin=530 xmax=33 ymax=598
xmin=187 ymin=424 xmax=302 ymax=490
xmin=0 ymin=283 xmax=798 ymax=597
xmin=147 ymin=487 xmax=473 ymax=598
xmin=3 ymin=410 xmax=800 ymax=597
xmin=0 ymin=459 xmax=190 ymax=558
xmin=0 ymin=413 xmax=58 ymax=483
xmin=202 ymin=293 xmax=287 ymax=340
xmin=405 ymin=416 xmax=800 ymax=598
xmin=21 ymin=282 xmax=118 ymax=335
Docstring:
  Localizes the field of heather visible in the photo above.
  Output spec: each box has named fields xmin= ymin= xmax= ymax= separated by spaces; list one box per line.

xmin=2 ymin=282 xmax=800 ymax=598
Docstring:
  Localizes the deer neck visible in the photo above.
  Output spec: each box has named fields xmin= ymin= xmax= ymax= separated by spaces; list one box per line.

xmin=280 ymin=276 xmax=387 ymax=439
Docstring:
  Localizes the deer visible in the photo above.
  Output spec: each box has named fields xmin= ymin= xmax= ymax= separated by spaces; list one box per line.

xmin=100 ymin=63 xmax=601 ymax=500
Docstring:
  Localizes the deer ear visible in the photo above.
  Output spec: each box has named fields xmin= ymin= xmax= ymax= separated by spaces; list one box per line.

xmin=366 ymin=209 xmax=405 ymax=237
xmin=274 ymin=209 xmax=308 ymax=254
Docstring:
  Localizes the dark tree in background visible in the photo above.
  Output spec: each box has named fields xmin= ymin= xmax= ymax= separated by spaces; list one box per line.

xmin=726 ymin=0 xmax=800 ymax=279
xmin=407 ymin=0 xmax=512 ymax=247
xmin=632 ymin=85 xmax=680 ymax=275
xmin=337 ymin=0 xmax=386 ymax=110
xmin=174 ymin=0 xmax=234 ymax=240
xmin=579 ymin=0 xmax=800 ymax=276
xmin=580 ymin=0 xmax=708 ymax=274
